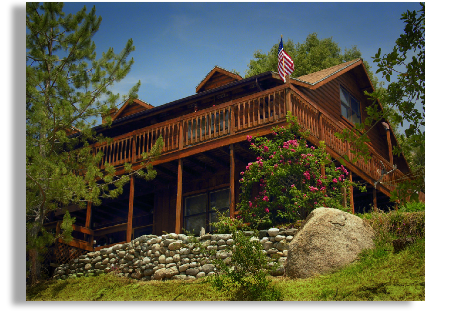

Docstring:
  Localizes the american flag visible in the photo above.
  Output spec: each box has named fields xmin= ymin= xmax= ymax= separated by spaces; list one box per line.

xmin=278 ymin=37 xmax=294 ymax=82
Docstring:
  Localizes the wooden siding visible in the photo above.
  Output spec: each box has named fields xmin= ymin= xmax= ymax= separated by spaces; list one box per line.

xmin=115 ymin=102 xmax=151 ymax=120
xmin=200 ymin=72 xmax=239 ymax=93
xmin=297 ymin=71 xmax=391 ymax=162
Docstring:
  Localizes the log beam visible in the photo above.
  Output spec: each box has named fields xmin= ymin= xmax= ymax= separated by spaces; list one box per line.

xmin=230 ymin=144 xmax=235 ymax=218
xmin=175 ymin=158 xmax=183 ymax=234
xmin=127 ymin=175 xmax=135 ymax=242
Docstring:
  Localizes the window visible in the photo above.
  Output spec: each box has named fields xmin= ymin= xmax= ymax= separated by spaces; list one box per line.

xmin=340 ymin=87 xmax=361 ymax=124
xmin=184 ymin=188 xmax=230 ymax=235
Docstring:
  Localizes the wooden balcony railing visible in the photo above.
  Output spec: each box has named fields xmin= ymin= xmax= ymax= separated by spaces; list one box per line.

xmin=92 ymin=84 xmax=405 ymax=193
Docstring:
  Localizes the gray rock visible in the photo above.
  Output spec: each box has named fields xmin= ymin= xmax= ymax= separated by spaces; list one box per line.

xmin=202 ymin=264 xmax=215 ymax=274
xmin=165 ymin=266 xmax=179 ymax=278
xmin=286 ymin=207 xmax=375 ymax=279
xmin=153 ymin=268 xmax=166 ymax=280
xmin=168 ymin=241 xmax=182 ymax=251
xmin=92 ymin=256 xmax=102 ymax=263
xmin=263 ymin=241 xmax=273 ymax=250
xmin=144 ymin=268 xmax=154 ymax=276
xmin=268 ymin=228 xmax=280 ymax=237
xmin=179 ymin=264 xmax=190 ymax=272
xmin=186 ymin=268 xmax=199 ymax=276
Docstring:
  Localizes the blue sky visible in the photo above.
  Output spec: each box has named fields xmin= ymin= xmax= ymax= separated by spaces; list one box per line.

xmin=62 ymin=2 xmax=422 ymax=112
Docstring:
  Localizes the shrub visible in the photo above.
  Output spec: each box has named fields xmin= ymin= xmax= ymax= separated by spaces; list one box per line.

xmin=237 ymin=113 xmax=363 ymax=229
xmin=398 ymin=201 xmax=425 ymax=213
xmin=208 ymin=230 xmax=281 ymax=301
xmin=361 ymin=210 xmax=425 ymax=245
xmin=210 ymin=208 xmax=249 ymax=234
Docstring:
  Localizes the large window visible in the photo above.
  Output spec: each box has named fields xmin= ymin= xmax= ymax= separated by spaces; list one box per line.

xmin=340 ymin=86 xmax=361 ymax=124
xmin=184 ymin=188 xmax=230 ymax=235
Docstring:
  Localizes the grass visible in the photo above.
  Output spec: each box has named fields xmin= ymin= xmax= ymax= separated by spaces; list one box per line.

xmin=27 ymin=210 xmax=425 ymax=301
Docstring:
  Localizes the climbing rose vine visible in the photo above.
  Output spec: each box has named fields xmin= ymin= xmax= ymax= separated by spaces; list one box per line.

xmin=237 ymin=113 xmax=358 ymax=229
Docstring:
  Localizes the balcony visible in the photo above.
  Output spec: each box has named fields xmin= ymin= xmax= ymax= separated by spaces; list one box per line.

xmin=92 ymin=83 xmax=404 ymax=195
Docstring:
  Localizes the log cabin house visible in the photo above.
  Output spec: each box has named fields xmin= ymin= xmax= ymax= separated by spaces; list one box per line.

xmin=44 ymin=58 xmax=416 ymax=263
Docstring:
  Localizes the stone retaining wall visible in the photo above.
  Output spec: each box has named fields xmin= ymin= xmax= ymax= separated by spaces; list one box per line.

xmin=53 ymin=228 xmax=298 ymax=281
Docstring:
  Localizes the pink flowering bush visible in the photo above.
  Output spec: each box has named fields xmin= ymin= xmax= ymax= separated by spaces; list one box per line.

xmin=237 ymin=113 xmax=361 ymax=229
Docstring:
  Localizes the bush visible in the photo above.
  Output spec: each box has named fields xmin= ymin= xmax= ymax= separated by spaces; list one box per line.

xmin=398 ymin=201 xmax=425 ymax=212
xmin=361 ymin=210 xmax=425 ymax=245
xmin=208 ymin=230 xmax=281 ymax=301
xmin=237 ymin=113 xmax=363 ymax=229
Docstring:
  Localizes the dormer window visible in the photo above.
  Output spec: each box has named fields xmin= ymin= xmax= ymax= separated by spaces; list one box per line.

xmin=340 ymin=86 xmax=361 ymax=124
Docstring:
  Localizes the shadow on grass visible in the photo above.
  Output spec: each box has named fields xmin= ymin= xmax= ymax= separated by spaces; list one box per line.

xmin=26 ymin=279 xmax=69 ymax=300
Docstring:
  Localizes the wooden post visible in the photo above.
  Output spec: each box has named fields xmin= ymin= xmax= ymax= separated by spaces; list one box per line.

xmin=285 ymin=87 xmax=292 ymax=115
xmin=387 ymin=129 xmax=393 ymax=166
xmin=127 ymin=175 xmax=135 ymax=242
xmin=342 ymin=187 xmax=347 ymax=208
xmin=230 ymin=144 xmax=235 ymax=218
xmin=318 ymin=113 xmax=325 ymax=177
xmin=175 ymin=158 xmax=183 ymax=234
xmin=372 ymin=187 xmax=377 ymax=211
xmin=179 ymin=121 xmax=184 ymax=150
xmin=349 ymin=172 xmax=355 ymax=214
xmin=84 ymin=201 xmax=92 ymax=243
xmin=132 ymin=135 xmax=136 ymax=163
xmin=382 ymin=122 xmax=393 ymax=165
xmin=230 ymin=106 xmax=235 ymax=135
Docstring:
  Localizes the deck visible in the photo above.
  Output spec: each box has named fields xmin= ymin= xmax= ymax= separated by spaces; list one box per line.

xmin=92 ymin=83 xmax=404 ymax=196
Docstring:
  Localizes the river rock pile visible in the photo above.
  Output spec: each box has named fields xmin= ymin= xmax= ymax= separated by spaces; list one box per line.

xmin=53 ymin=227 xmax=298 ymax=281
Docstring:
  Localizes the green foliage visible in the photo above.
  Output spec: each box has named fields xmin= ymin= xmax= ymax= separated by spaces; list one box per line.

xmin=365 ymin=3 xmax=425 ymax=201
xmin=209 ymin=230 xmax=281 ymax=301
xmin=60 ymin=211 xmax=76 ymax=243
xmin=237 ymin=113 xmax=361 ymax=229
xmin=245 ymin=33 xmax=379 ymax=90
xmin=209 ymin=208 xmax=249 ymax=234
xmin=360 ymin=210 xmax=425 ymax=245
xmin=26 ymin=3 xmax=162 ymax=284
xmin=397 ymin=201 xmax=425 ymax=213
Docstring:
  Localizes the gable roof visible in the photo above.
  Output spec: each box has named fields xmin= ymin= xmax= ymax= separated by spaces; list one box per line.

xmin=112 ymin=98 xmax=154 ymax=121
xmin=196 ymin=66 xmax=242 ymax=93
xmin=291 ymin=58 xmax=364 ymax=90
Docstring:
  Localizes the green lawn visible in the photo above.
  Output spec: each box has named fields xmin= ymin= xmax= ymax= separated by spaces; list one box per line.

xmin=26 ymin=208 xmax=425 ymax=301
xmin=26 ymin=237 xmax=424 ymax=301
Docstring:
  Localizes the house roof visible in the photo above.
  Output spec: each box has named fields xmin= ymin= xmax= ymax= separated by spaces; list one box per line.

xmin=195 ymin=66 xmax=242 ymax=93
xmin=291 ymin=58 xmax=363 ymax=89
xmin=112 ymin=98 xmax=154 ymax=121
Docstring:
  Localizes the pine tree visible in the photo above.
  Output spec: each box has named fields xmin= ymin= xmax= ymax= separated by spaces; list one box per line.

xmin=26 ymin=2 xmax=162 ymax=284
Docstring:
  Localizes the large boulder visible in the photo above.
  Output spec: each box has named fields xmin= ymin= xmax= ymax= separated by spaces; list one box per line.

xmin=285 ymin=207 xmax=375 ymax=279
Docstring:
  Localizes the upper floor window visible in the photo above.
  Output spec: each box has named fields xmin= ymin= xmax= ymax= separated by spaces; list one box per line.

xmin=340 ymin=87 xmax=361 ymax=124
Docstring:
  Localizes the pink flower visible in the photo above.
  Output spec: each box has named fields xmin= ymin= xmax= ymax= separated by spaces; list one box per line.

xmin=249 ymin=201 xmax=252 ymax=207
xmin=332 ymin=178 xmax=338 ymax=183
xmin=247 ymin=135 xmax=252 ymax=142
xmin=263 ymin=196 xmax=269 ymax=202
xmin=265 ymin=208 xmax=270 ymax=213
xmin=291 ymin=184 xmax=295 ymax=188
xmin=274 ymin=164 xmax=278 ymax=169
xmin=240 ymin=171 xmax=245 ymax=175
xmin=263 ymin=146 xmax=269 ymax=152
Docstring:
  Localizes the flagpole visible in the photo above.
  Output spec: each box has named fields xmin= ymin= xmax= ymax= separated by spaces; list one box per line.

xmin=282 ymin=35 xmax=285 ymax=82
